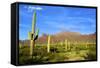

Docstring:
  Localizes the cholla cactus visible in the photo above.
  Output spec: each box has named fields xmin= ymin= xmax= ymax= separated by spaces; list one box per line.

xmin=47 ymin=35 xmax=51 ymax=53
xmin=28 ymin=11 xmax=39 ymax=58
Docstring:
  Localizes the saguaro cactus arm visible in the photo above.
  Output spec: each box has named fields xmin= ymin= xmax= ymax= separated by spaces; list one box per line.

xmin=36 ymin=28 xmax=39 ymax=36
xmin=34 ymin=29 xmax=39 ymax=41
xmin=28 ymin=32 xmax=31 ymax=40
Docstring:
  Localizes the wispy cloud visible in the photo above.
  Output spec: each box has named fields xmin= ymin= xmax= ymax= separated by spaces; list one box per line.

xmin=24 ymin=5 xmax=43 ymax=12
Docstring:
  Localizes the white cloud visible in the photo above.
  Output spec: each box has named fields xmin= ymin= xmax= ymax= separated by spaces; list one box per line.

xmin=36 ymin=7 xmax=42 ymax=10
xmin=25 ymin=6 xmax=43 ymax=12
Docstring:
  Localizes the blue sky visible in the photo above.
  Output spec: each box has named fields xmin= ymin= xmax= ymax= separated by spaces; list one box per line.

xmin=19 ymin=4 xmax=96 ymax=40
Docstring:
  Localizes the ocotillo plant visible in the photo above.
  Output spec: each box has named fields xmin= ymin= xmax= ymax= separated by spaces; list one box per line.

xmin=47 ymin=35 xmax=51 ymax=53
xmin=28 ymin=11 xmax=39 ymax=58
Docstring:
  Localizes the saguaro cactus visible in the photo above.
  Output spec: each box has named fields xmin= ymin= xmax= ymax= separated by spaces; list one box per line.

xmin=47 ymin=35 xmax=51 ymax=53
xmin=28 ymin=11 xmax=39 ymax=58
xmin=86 ymin=41 xmax=88 ymax=48
xmin=65 ymin=39 xmax=68 ymax=51
xmin=60 ymin=42 xmax=63 ymax=46
xmin=68 ymin=41 xmax=70 ymax=50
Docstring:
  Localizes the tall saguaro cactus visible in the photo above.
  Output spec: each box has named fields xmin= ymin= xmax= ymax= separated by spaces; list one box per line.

xmin=28 ymin=11 xmax=39 ymax=58
xmin=47 ymin=35 xmax=51 ymax=53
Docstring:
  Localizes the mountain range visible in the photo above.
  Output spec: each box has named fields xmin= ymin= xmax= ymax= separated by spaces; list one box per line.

xmin=19 ymin=31 xmax=96 ymax=46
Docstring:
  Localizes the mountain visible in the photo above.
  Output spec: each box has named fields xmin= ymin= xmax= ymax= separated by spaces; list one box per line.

xmin=19 ymin=31 xmax=96 ymax=45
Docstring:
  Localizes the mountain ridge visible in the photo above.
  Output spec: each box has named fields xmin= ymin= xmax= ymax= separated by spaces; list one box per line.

xmin=19 ymin=31 xmax=96 ymax=45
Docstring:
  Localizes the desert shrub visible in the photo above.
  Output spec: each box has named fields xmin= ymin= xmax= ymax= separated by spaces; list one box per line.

xmin=83 ymin=50 xmax=96 ymax=60
xmin=19 ymin=42 xmax=96 ymax=64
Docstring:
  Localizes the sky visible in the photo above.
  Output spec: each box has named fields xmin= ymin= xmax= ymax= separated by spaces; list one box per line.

xmin=19 ymin=4 xmax=96 ymax=40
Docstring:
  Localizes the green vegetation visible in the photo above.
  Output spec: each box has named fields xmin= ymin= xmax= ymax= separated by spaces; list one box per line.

xmin=19 ymin=41 xmax=96 ymax=64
